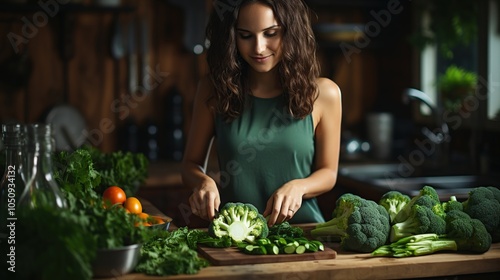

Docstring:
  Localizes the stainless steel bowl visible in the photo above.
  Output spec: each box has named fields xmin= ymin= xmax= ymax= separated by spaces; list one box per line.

xmin=147 ymin=215 xmax=172 ymax=231
xmin=92 ymin=243 xmax=141 ymax=278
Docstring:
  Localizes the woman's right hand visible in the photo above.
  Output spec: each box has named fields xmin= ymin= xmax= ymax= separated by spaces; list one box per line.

xmin=188 ymin=180 xmax=220 ymax=221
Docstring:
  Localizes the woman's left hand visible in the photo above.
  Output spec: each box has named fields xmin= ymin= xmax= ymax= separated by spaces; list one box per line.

xmin=263 ymin=180 xmax=304 ymax=226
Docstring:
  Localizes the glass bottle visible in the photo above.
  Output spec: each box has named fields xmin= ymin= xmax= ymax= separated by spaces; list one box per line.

xmin=0 ymin=123 xmax=26 ymax=238
xmin=18 ymin=123 xmax=66 ymax=209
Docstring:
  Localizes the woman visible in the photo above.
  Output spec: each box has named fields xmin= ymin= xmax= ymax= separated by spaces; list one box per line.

xmin=181 ymin=0 xmax=342 ymax=226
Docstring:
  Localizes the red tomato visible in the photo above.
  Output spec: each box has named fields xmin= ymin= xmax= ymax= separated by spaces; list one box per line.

xmin=102 ymin=186 xmax=126 ymax=206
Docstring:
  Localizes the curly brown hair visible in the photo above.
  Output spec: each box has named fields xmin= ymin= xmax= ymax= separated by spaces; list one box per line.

xmin=206 ymin=0 xmax=320 ymax=122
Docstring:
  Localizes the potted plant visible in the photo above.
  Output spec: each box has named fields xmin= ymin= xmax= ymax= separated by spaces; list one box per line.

xmin=409 ymin=0 xmax=478 ymax=59
xmin=437 ymin=65 xmax=478 ymax=112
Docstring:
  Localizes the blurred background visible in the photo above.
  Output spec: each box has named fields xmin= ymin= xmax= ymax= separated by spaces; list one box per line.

xmin=1 ymin=0 xmax=499 ymax=225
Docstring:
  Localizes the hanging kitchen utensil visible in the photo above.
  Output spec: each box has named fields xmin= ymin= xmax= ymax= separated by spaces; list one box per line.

xmin=110 ymin=15 xmax=126 ymax=61
xmin=110 ymin=15 xmax=126 ymax=100
xmin=45 ymin=104 xmax=87 ymax=151
xmin=139 ymin=17 xmax=150 ymax=92
xmin=128 ymin=17 xmax=138 ymax=95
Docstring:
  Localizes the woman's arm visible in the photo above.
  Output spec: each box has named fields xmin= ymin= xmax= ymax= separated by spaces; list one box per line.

xmin=181 ymin=77 xmax=220 ymax=220
xmin=301 ymin=77 xmax=342 ymax=198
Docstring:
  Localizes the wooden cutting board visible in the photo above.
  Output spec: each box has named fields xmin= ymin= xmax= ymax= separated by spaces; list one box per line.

xmin=198 ymin=245 xmax=337 ymax=266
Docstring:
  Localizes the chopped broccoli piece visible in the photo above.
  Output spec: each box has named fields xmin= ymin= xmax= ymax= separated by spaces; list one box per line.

xmin=268 ymin=222 xmax=304 ymax=238
xmin=378 ymin=190 xmax=411 ymax=223
xmin=441 ymin=196 xmax=463 ymax=213
xmin=462 ymin=186 xmax=500 ymax=242
xmin=445 ymin=210 xmax=491 ymax=253
xmin=390 ymin=200 xmax=446 ymax=242
xmin=208 ymin=202 xmax=268 ymax=244
xmin=311 ymin=194 xmax=390 ymax=253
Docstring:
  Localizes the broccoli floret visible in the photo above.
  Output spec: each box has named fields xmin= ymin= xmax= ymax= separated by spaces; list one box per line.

xmin=462 ymin=186 xmax=500 ymax=242
xmin=390 ymin=203 xmax=446 ymax=242
xmin=393 ymin=186 xmax=441 ymax=224
xmin=208 ymin=202 xmax=269 ymax=244
xmin=311 ymin=194 xmax=390 ymax=253
xmin=419 ymin=185 xmax=441 ymax=202
xmin=445 ymin=210 xmax=492 ymax=253
xmin=378 ymin=190 xmax=411 ymax=223
xmin=441 ymin=196 xmax=463 ymax=213
xmin=331 ymin=193 xmax=366 ymax=216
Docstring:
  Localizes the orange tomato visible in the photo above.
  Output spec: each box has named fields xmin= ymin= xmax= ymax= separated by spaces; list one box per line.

xmin=102 ymin=186 xmax=126 ymax=206
xmin=137 ymin=212 xmax=149 ymax=220
xmin=124 ymin=197 xmax=142 ymax=214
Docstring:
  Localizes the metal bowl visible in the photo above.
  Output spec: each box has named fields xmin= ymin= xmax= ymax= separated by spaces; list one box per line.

xmin=92 ymin=243 xmax=141 ymax=278
xmin=147 ymin=215 xmax=172 ymax=231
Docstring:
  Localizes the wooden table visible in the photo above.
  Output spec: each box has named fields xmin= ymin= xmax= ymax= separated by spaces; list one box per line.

xmin=102 ymin=221 xmax=500 ymax=280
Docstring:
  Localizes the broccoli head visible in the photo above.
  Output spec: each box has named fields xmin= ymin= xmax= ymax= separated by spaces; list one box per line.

xmin=462 ymin=186 xmax=500 ymax=242
xmin=378 ymin=190 xmax=411 ymax=223
xmin=208 ymin=202 xmax=268 ymax=244
xmin=390 ymin=203 xmax=446 ymax=242
xmin=441 ymin=196 xmax=463 ymax=213
xmin=311 ymin=194 xmax=390 ymax=253
xmin=445 ymin=209 xmax=492 ymax=253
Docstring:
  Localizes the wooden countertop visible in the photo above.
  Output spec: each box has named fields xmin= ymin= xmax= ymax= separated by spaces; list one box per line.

xmin=127 ymin=169 xmax=500 ymax=280
xmin=104 ymin=226 xmax=500 ymax=280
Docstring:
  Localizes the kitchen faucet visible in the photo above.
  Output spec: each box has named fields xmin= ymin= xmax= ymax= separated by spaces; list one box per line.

xmin=402 ymin=88 xmax=451 ymax=170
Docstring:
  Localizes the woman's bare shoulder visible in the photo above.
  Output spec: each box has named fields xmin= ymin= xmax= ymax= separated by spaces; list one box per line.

xmin=316 ymin=77 xmax=341 ymax=105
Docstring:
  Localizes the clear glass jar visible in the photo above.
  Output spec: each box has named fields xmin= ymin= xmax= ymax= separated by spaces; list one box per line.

xmin=18 ymin=123 xmax=66 ymax=209
xmin=0 ymin=123 xmax=26 ymax=238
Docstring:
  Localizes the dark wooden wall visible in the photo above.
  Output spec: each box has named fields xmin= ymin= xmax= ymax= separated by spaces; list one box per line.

xmin=0 ymin=0 xmax=413 ymax=154
xmin=0 ymin=0 xmax=209 ymax=153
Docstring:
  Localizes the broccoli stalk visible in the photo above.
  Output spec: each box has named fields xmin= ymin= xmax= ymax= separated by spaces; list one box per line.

xmin=311 ymin=203 xmax=353 ymax=241
xmin=208 ymin=202 xmax=268 ymax=244
xmin=372 ymin=233 xmax=457 ymax=257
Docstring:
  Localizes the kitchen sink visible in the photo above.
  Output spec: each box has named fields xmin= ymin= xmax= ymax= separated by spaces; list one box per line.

xmin=337 ymin=163 xmax=500 ymax=201
xmin=369 ymin=175 xmax=498 ymax=200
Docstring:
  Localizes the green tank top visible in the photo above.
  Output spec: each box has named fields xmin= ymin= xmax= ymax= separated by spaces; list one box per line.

xmin=214 ymin=94 xmax=325 ymax=223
